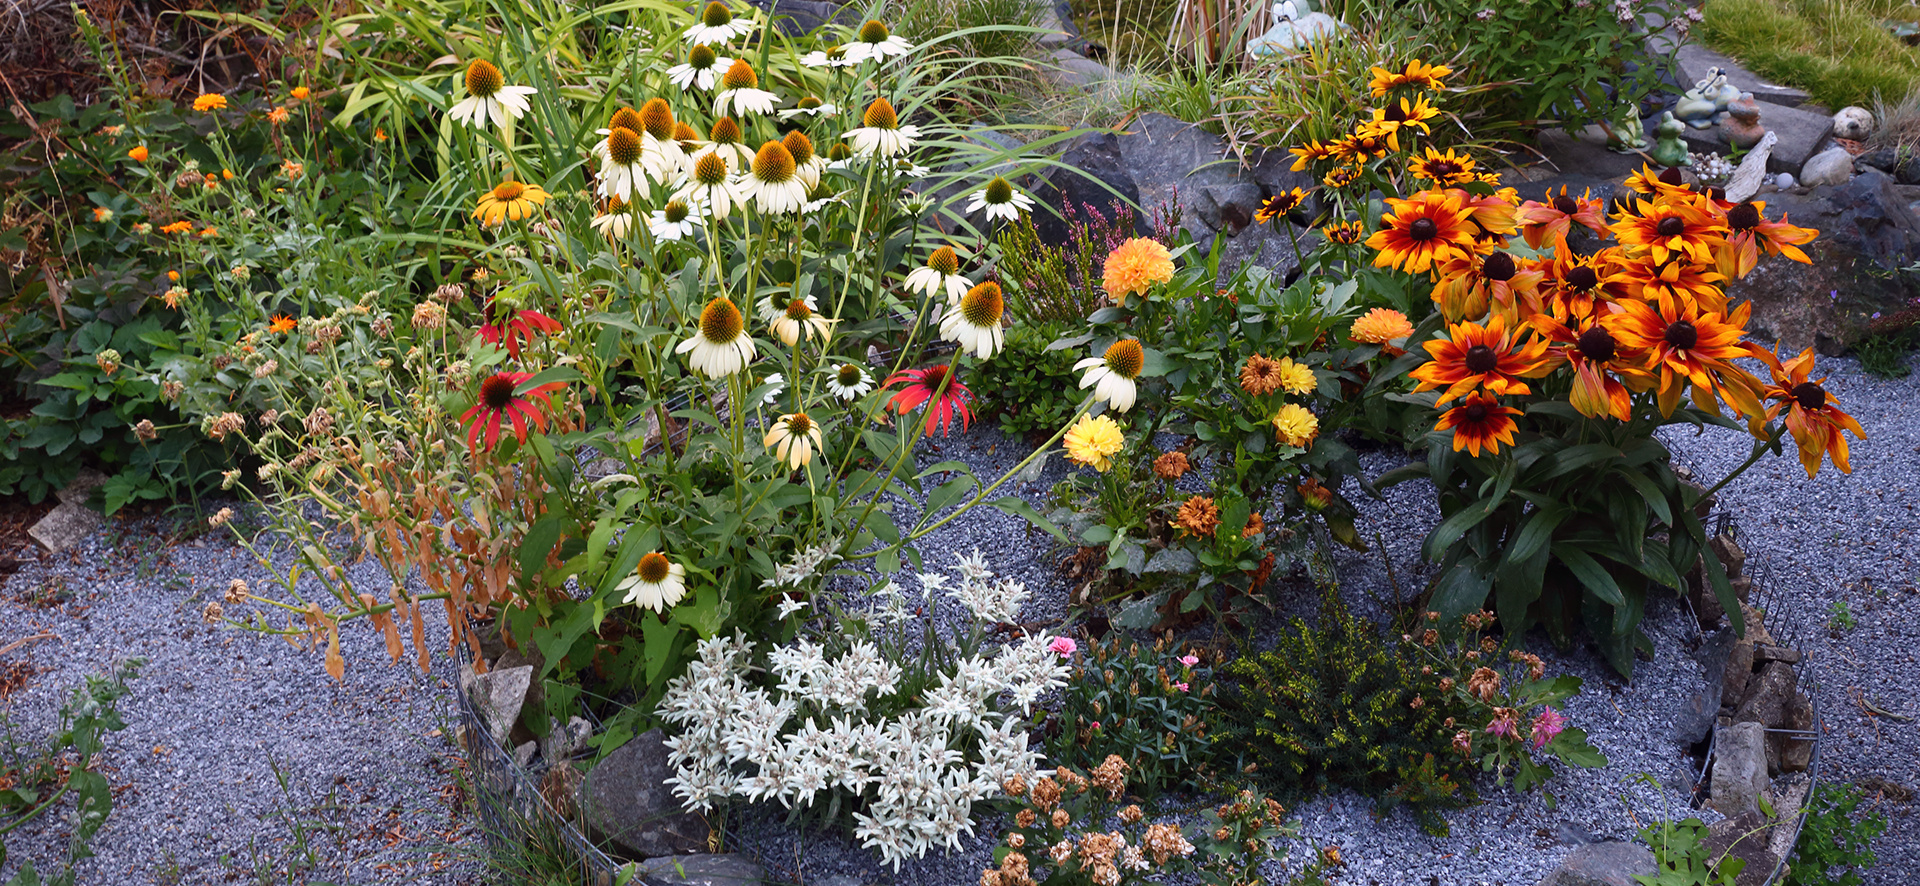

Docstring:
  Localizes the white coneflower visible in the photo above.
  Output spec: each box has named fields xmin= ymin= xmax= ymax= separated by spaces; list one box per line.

xmin=800 ymin=45 xmax=862 ymax=68
xmin=619 ymin=551 xmax=688 ymax=612
xmin=845 ymin=20 xmax=914 ymax=63
xmin=675 ymin=152 xmax=745 ymax=220
xmin=694 ymin=116 xmax=756 ymax=172
xmin=447 ymin=59 xmax=537 ymax=130
xmin=713 ymin=60 xmax=777 ymax=118
xmin=800 ymin=186 xmax=846 ymax=217
xmin=747 ymin=140 xmax=808 ymax=215
xmin=965 ymin=176 xmax=1034 ymax=222
xmin=904 ymin=246 xmax=969 ymax=303
xmin=592 ymin=194 xmax=636 ymax=239
xmin=845 ymin=98 xmax=919 ymax=158
xmin=597 ymin=126 xmax=647 ymax=201
xmin=763 ymin=293 xmax=834 ymax=345
xmin=668 ymin=43 xmax=733 ymax=92
xmin=942 ymin=281 xmax=1006 ymax=359
xmin=676 ymin=296 xmax=756 ymax=377
xmin=758 ymin=372 xmax=786 ymax=405
xmin=637 ymin=98 xmax=687 ymax=187
xmin=684 ymin=1 xmax=756 ymax=45
xmin=649 ymin=198 xmax=702 ymax=241
xmin=593 ymin=106 xmax=644 ymax=159
xmin=823 ymin=363 xmax=874 ymax=400
xmin=763 ymin=412 xmax=824 ymax=469
xmin=1074 ymin=339 xmax=1144 ymax=413
xmin=780 ymin=130 xmax=824 ymax=190
xmin=777 ymin=96 xmax=839 ymax=120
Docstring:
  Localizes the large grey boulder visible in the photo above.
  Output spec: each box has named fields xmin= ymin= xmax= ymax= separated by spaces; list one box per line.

xmin=1711 ymin=721 xmax=1771 ymax=817
xmin=1029 ymin=130 xmax=1145 ymax=245
xmin=1536 ymin=841 xmax=1656 ymax=886
xmin=581 ymin=729 xmax=711 ymax=859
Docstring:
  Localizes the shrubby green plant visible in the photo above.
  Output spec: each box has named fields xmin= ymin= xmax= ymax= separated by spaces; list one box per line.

xmin=0 ymin=660 xmax=143 ymax=886
xmin=1043 ymin=634 xmax=1215 ymax=797
xmin=973 ymin=321 xmax=1085 ymax=439
xmin=1633 ymin=813 xmax=1746 ymax=886
xmin=1785 ymin=783 xmax=1887 ymax=886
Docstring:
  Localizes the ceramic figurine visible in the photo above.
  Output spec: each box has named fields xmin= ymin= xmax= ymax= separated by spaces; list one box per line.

xmin=1720 ymin=92 xmax=1767 ymax=150
xmin=1674 ymin=68 xmax=1729 ymax=130
xmin=1606 ymin=112 xmax=1649 ymax=154
xmin=1248 ymin=0 xmax=1346 ymax=56
xmin=1651 ymin=112 xmax=1691 ymax=167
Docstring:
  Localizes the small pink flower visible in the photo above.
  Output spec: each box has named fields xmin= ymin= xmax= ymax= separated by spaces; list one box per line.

xmin=1530 ymin=706 xmax=1569 ymax=751
xmin=1174 ymin=682 xmax=1189 ymax=692
xmin=1485 ymin=707 xmax=1519 ymax=740
xmin=1089 ymin=721 xmax=1101 ymax=730
xmin=1047 ymin=636 xmax=1078 ymax=657
xmin=1178 ymin=655 xmax=1199 ymax=667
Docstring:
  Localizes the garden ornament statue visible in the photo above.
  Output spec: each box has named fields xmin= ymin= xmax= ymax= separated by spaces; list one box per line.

xmin=1607 ymin=111 xmax=1649 ymax=154
xmin=1674 ymin=67 xmax=1733 ymax=129
xmin=1721 ymin=92 xmax=1767 ymax=150
xmin=1247 ymin=0 xmax=1346 ymax=56
xmin=1724 ymin=130 xmax=1779 ymax=203
xmin=1651 ymin=112 xmax=1691 ymax=167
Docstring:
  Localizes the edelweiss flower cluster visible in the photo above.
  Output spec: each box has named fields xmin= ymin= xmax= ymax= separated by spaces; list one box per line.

xmin=658 ymin=628 xmax=1070 ymax=868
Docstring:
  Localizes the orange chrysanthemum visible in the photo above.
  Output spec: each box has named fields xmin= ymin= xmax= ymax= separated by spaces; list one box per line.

xmin=192 ymin=93 xmax=228 ymax=112
xmin=1759 ymin=348 xmax=1865 ymax=477
xmin=1434 ymin=392 xmax=1522 ymax=457
xmin=1102 ymin=237 xmax=1174 ymax=306
xmin=1351 ymin=307 xmax=1413 ymax=345
xmin=268 ymin=314 xmax=298 ymax=334
xmin=1366 ymin=190 xmax=1477 ymax=274
xmin=1409 ymin=314 xmax=1553 ymax=404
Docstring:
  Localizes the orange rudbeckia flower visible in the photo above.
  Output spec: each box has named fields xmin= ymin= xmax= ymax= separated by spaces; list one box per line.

xmin=1611 ymin=194 xmax=1727 ymax=266
xmin=1538 ymin=244 xmax=1626 ymax=321
xmin=1407 ymin=147 xmax=1477 ymax=187
xmin=1530 ymin=314 xmax=1654 ymax=421
xmin=1606 ymin=298 xmax=1765 ymax=419
xmin=1714 ymin=201 xmax=1817 ymax=280
xmin=1759 ymin=348 xmax=1865 ymax=477
xmin=1368 ymin=59 xmax=1452 ymax=96
xmin=1367 ymin=190 xmax=1477 ymax=275
xmin=1431 ymin=249 xmax=1545 ymax=324
xmin=1435 ymin=392 xmax=1523 ymax=456
xmin=1613 ymin=255 xmax=1729 ymax=315
xmin=1516 ymin=185 xmax=1607 ymax=250
xmin=1410 ymin=314 xmax=1553 ymax=404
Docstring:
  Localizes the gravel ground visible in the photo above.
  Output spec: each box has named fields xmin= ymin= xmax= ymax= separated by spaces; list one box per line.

xmin=0 ymin=512 xmax=484 ymax=885
xmin=3 ymin=352 xmax=1909 ymax=886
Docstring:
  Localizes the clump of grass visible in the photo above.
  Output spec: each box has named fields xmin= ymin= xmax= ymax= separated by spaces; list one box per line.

xmin=1699 ymin=0 xmax=1920 ymax=111
xmin=1870 ymin=83 xmax=1920 ymax=156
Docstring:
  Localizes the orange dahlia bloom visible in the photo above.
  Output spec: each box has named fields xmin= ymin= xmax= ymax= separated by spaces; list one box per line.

xmin=1350 ymin=307 xmax=1414 ymax=345
xmin=1606 ymin=298 xmax=1765 ymax=419
xmin=1516 ymin=185 xmax=1607 ymax=250
xmin=1759 ymin=348 xmax=1865 ymax=477
xmin=1529 ymin=314 xmax=1653 ymax=421
xmin=1435 ymin=392 xmax=1522 ymax=456
xmin=1102 ymin=237 xmax=1174 ymax=306
xmin=1410 ymin=314 xmax=1553 ymax=404
xmin=1367 ymin=190 xmax=1476 ymax=274
xmin=1430 ymin=249 xmax=1545 ymax=324
xmin=1713 ymin=201 xmax=1817 ymax=280
xmin=1611 ymin=194 xmax=1727 ymax=266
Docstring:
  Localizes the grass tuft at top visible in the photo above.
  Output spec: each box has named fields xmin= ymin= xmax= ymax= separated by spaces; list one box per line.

xmin=1698 ymin=0 xmax=1920 ymax=111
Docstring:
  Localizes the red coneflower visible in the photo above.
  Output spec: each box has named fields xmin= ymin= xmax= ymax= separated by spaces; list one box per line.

xmin=461 ymin=371 xmax=566 ymax=451
xmin=882 ymin=364 xmax=973 ymax=436
xmin=479 ymin=307 xmax=563 ymax=358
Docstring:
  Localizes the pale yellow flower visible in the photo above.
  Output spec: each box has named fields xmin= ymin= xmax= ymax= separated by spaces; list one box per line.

xmin=1063 ymin=414 xmax=1124 ymax=472
xmin=1272 ymin=403 xmax=1319 ymax=448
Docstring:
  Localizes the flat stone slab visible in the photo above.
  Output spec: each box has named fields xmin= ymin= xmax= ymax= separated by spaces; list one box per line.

xmin=634 ymin=853 xmax=764 ymax=886
xmin=1676 ymin=42 xmax=1810 ymax=108
xmin=28 ymin=500 xmax=103 ymax=553
xmin=1677 ymin=98 xmax=1830 ymax=175
xmin=1046 ymin=49 xmax=1108 ymax=89
xmin=56 ymin=468 xmax=107 ymax=506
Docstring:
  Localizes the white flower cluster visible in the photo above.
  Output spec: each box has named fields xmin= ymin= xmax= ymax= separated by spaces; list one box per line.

xmin=658 ymin=627 xmax=1070 ymax=869
xmin=946 ymin=548 xmax=1029 ymax=623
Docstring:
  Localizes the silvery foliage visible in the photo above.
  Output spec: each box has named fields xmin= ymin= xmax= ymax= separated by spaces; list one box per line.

xmin=657 ymin=554 xmax=1069 ymax=869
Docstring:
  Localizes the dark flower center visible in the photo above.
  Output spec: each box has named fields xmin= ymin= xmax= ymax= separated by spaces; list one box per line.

xmin=1552 ymin=195 xmax=1578 ymax=216
xmin=1464 ymin=344 xmax=1499 ymax=374
xmin=1659 ymin=166 xmax=1685 ymax=186
xmin=1727 ymin=202 xmax=1761 ymax=232
xmin=1384 ymin=104 xmax=1409 ymax=123
xmin=1655 ymin=216 xmax=1686 ymax=237
xmin=480 ymin=374 xmax=517 ymax=410
xmin=785 ymin=413 xmax=814 ymax=435
xmin=1463 ymin=401 xmax=1489 ymax=422
xmin=1482 ymin=252 xmax=1516 ymax=281
xmin=1408 ymin=217 xmax=1439 ymax=241
xmin=1565 ymin=265 xmax=1599 ymax=291
xmin=836 ymin=364 xmax=863 ymax=385
xmin=1791 ymin=381 xmax=1827 ymax=410
xmin=1664 ymin=320 xmax=1699 ymax=350
xmin=920 ymin=365 xmax=950 ymax=391
xmin=1577 ymin=326 xmax=1617 ymax=362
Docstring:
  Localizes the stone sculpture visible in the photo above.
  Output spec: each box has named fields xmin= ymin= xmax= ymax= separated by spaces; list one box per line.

xmin=1247 ymin=0 xmax=1346 ymax=56
xmin=1651 ymin=112 xmax=1691 ymax=167
xmin=1674 ymin=67 xmax=1733 ymax=130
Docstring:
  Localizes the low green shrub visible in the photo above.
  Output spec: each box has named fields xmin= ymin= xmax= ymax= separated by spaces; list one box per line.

xmin=973 ymin=321 xmax=1084 ymax=438
xmin=1044 ymin=634 xmax=1217 ymax=797
xmin=1786 ymin=783 xmax=1888 ymax=886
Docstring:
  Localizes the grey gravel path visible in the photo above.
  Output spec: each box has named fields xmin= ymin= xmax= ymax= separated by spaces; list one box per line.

xmin=0 ymin=513 xmax=484 ymax=885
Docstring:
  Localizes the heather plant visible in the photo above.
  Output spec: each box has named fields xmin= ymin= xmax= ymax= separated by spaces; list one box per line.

xmin=1043 ymin=635 xmax=1217 ymax=797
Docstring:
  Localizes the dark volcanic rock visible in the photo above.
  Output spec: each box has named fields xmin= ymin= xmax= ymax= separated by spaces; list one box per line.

xmin=1030 ymin=130 xmax=1145 ymax=245
xmin=581 ymin=729 xmax=712 ymax=859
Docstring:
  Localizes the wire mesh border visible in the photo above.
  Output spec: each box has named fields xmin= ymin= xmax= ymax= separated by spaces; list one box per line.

xmin=456 ymin=683 xmax=623 ymax=881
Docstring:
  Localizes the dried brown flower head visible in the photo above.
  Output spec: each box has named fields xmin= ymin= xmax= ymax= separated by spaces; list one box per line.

xmin=1238 ymin=353 xmax=1285 ymax=395
xmin=133 ymin=419 xmax=158 ymax=442
xmin=1466 ymin=666 xmax=1501 ymax=702
xmin=1090 ymin=755 xmax=1128 ymax=800
xmin=1152 ymin=451 xmax=1191 ymax=480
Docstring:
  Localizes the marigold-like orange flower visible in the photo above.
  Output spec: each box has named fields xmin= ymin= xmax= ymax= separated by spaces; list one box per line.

xmin=1611 ymin=194 xmax=1727 ymax=266
xmin=1516 ymin=185 xmax=1607 ymax=250
xmin=158 ymin=220 xmax=193 ymax=235
xmin=1529 ymin=314 xmax=1652 ymax=421
xmin=1759 ymin=348 xmax=1865 ymax=477
xmin=268 ymin=314 xmax=298 ymax=334
xmin=1102 ymin=237 xmax=1174 ymax=306
xmin=198 ymin=227 xmax=218 ymax=238
xmin=1407 ymin=147 xmax=1476 ymax=187
xmin=268 ymin=106 xmax=291 ymax=125
xmin=192 ymin=93 xmax=228 ymax=112
xmin=1606 ymin=298 xmax=1765 ymax=419
xmin=1152 ymin=451 xmax=1191 ymax=480
xmin=1239 ymin=354 xmax=1285 ymax=395
xmin=290 ymin=86 xmax=311 ymax=100
xmin=1713 ymin=201 xmax=1817 ymax=280
xmin=1366 ymin=190 xmax=1476 ymax=274
xmin=1410 ymin=315 xmax=1552 ymax=404
xmin=1174 ymin=495 xmax=1221 ymax=538
xmin=1435 ymin=393 xmax=1522 ymax=457
xmin=1350 ymin=307 xmax=1413 ymax=345
xmin=1368 ymin=59 xmax=1451 ymax=96
xmin=128 ymin=145 xmax=148 ymax=162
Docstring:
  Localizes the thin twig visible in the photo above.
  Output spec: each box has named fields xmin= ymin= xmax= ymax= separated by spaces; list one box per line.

xmin=0 ymin=631 xmax=58 ymax=657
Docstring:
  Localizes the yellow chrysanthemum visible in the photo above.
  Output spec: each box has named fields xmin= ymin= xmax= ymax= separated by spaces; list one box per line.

xmin=192 ymin=93 xmax=228 ymax=112
xmin=1274 ymin=357 xmax=1316 ymax=396
xmin=1272 ymin=403 xmax=1318 ymax=448
xmin=1101 ymin=237 xmax=1174 ymax=306
xmin=1063 ymin=413 xmax=1125 ymax=472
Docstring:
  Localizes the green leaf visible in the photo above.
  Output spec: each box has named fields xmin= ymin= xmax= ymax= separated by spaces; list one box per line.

xmin=924 ymin=475 xmax=977 ymax=515
xmin=1115 ymin=590 xmax=1168 ymax=630
xmin=1552 ymin=543 xmax=1625 ymax=609
xmin=518 ymin=518 xmax=564 ymax=582
xmin=1432 ymin=559 xmax=1494 ymax=618
xmin=992 ymin=496 xmax=1068 ymax=542
xmin=517 ymin=366 xmax=584 ymax=391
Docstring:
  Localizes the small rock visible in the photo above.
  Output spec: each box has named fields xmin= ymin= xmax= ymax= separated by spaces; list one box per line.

xmin=1045 ymin=49 xmax=1109 ymax=90
xmin=1733 ymin=660 xmax=1797 ymax=729
xmin=1858 ymin=149 xmax=1901 ymax=173
xmin=28 ymin=501 xmax=104 ymax=554
xmin=1776 ymin=691 xmax=1815 ymax=773
xmin=633 ymin=853 xmax=765 ymax=886
xmin=1800 ymin=146 xmax=1854 ymax=187
xmin=1773 ymin=172 xmax=1795 ymax=190
xmin=1536 ymin=840 xmax=1656 ymax=886
xmin=469 ymin=665 xmax=534 ymax=748
xmin=55 ymin=468 xmax=108 ymax=505
xmin=1752 ymin=644 xmax=1801 ymax=664
xmin=513 ymin=740 xmax=537 ymax=769
xmin=1710 ymin=535 xmax=1746 ymax=579
xmin=1195 ymin=183 xmax=1263 ymax=232
xmin=1722 ymin=638 xmax=1756 ymax=706
xmin=1831 ymin=106 xmax=1875 ymax=141
xmin=581 ymin=729 xmax=711 ymax=859
xmin=541 ymin=715 xmax=595 ymax=764
xmin=1711 ymin=721 xmax=1771 ymax=817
